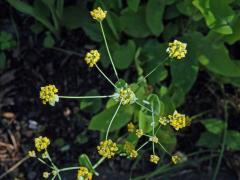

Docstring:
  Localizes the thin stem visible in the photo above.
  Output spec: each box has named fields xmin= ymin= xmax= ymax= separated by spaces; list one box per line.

xmin=93 ymin=157 xmax=106 ymax=169
xmin=37 ymin=158 xmax=53 ymax=169
xmin=135 ymin=101 xmax=153 ymax=114
xmin=137 ymin=141 xmax=149 ymax=152
xmin=46 ymin=150 xmax=58 ymax=170
xmin=157 ymin=142 xmax=171 ymax=156
xmin=212 ymin=102 xmax=228 ymax=180
xmin=95 ymin=64 xmax=117 ymax=89
xmin=99 ymin=21 xmax=119 ymax=80
xmin=57 ymin=173 xmax=62 ymax=180
xmin=59 ymin=95 xmax=114 ymax=99
xmin=154 ymin=125 xmax=161 ymax=136
xmin=151 ymin=105 xmax=155 ymax=154
xmin=137 ymin=57 xmax=168 ymax=85
xmin=51 ymin=47 xmax=81 ymax=56
xmin=105 ymin=101 xmax=122 ymax=140
xmin=59 ymin=167 xmax=79 ymax=172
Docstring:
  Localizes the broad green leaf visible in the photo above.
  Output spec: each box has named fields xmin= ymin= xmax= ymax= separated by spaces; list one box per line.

xmin=146 ymin=0 xmax=164 ymax=36
xmin=120 ymin=7 xmax=151 ymax=38
xmin=89 ymin=104 xmax=133 ymax=132
xmin=225 ymin=17 xmax=240 ymax=44
xmin=202 ymin=119 xmax=225 ymax=135
xmin=156 ymin=126 xmax=176 ymax=152
xmin=78 ymin=154 xmax=94 ymax=172
xmin=192 ymin=0 xmax=235 ymax=35
xmin=197 ymin=131 xmax=221 ymax=149
xmin=226 ymin=130 xmax=240 ymax=151
xmin=139 ymin=111 xmax=152 ymax=133
xmin=147 ymin=94 xmax=164 ymax=115
xmin=127 ymin=0 xmax=140 ymax=12
xmin=113 ymin=40 xmax=136 ymax=70
xmin=115 ymin=79 xmax=127 ymax=89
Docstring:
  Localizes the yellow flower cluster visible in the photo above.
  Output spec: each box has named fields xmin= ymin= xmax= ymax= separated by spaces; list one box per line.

xmin=171 ymin=152 xmax=187 ymax=164
xmin=40 ymin=85 xmax=59 ymax=106
xmin=159 ymin=117 xmax=169 ymax=126
xmin=28 ymin=150 xmax=36 ymax=157
xmin=97 ymin=139 xmax=118 ymax=159
xmin=127 ymin=122 xmax=136 ymax=133
xmin=90 ymin=7 xmax=107 ymax=22
xmin=169 ymin=111 xmax=191 ymax=131
xmin=136 ymin=129 xmax=143 ymax=138
xmin=77 ymin=167 xmax=92 ymax=180
xmin=84 ymin=50 xmax=100 ymax=68
xmin=114 ymin=87 xmax=137 ymax=105
xmin=34 ymin=136 xmax=50 ymax=152
xmin=150 ymin=154 xmax=160 ymax=164
xmin=43 ymin=172 xmax=50 ymax=179
xmin=149 ymin=136 xmax=158 ymax=143
xmin=124 ymin=141 xmax=138 ymax=159
xmin=166 ymin=40 xmax=187 ymax=60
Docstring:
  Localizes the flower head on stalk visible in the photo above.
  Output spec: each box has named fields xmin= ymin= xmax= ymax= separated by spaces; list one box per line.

xmin=28 ymin=150 xmax=36 ymax=157
xmin=171 ymin=151 xmax=187 ymax=164
xmin=34 ymin=136 xmax=50 ymax=152
xmin=84 ymin=50 xmax=100 ymax=68
xmin=97 ymin=139 xmax=118 ymax=159
xmin=77 ymin=167 xmax=92 ymax=180
xmin=43 ymin=172 xmax=50 ymax=179
xmin=166 ymin=40 xmax=187 ymax=60
xmin=40 ymin=85 xmax=59 ymax=106
xmin=90 ymin=7 xmax=107 ymax=22
xmin=113 ymin=87 xmax=137 ymax=105
xmin=123 ymin=141 xmax=138 ymax=159
xmin=169 ymin=111 xmax=191 ymax=131
xmin=150 ymin=154 xmax=160 ymax=164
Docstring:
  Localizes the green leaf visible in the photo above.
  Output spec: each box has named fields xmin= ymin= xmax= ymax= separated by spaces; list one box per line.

xmin=147 ymin=94 xmax=164 ymax=115
xmin=78 ymin=154 xmax=94 ymax=172
xmin=113 ymin=40 xmax=136 ymax=70
xmin=89 ymin=104 xmax=133 ymax=132
xmin=43 ymin=32 xmax=55 ymax=48
xmin=139 ymin=111 xmax=152 ymax=133
xmin=202 ymin=119 xmax=225 ymax=135
xmin=156 ymin=126 xmax=176 ymax=152
xmin=127 ymin=0 xmax=140 ymax=12
xmin=115 ymin=79 xmax=127 ymax=89
xmin=120 ymin=7 xmax=151 ymax=38
xmin=197 ymin=131 xmax=221 ymax=149
xmin=192 ymin=0 xmax=235 ymax=35
xmin=146 ymin=0 xmax=164 ymax=36
xmin=226 ymin=130 xmax=240 ymax=151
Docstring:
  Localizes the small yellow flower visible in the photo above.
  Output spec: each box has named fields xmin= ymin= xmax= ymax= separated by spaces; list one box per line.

xmin=34 ymin=136 xmax=50 ymax=152
xmin=169 ymin=111 xmax=191 ymax=130
xmin=136 ymin=129 xmax=143 ymax=138
xmin=171 ymin=152 xmax=187 ymax=164
xmin=159 ymin=117 xmax=169 ymax=126
xmin=97 ymin=139 xmax=118 ymax=159
xmin=129 ymin=150 xmax=138 ymax=159
xmin=127 ymin=122 xmax=135 ymax=133
xmin=28 ymin=150 xmax=36 ymax=157
xmin=42 ymin=151 xmax=48 ymax=159
xmin=124 ymin=141 xmax=138 ymax=159
xmin=77 ymin=167 xmax=92 ymax=180
xmin=43 ymin=172 xmax=50 ymax=179
xmin=166 ymin=40 xmax=187 ymax=60
xmin=150 ymin=154 xmax=160 ymax=164
xmin=40 ymin=85 xmax=59 ymax=106
xmin=113 ymin=87 xmax=137 ymax=105
xmin=90 ymin=7 xmax=107 ymax=22
xmin=84 ymin=50 xmax=100 ymax=67
xmin=149 ymin=136 xmax=158 ymax=143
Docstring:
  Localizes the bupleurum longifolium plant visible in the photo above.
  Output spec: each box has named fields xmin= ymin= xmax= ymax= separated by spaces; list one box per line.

xmin=29 ymin=7 xmax=190 ymax=180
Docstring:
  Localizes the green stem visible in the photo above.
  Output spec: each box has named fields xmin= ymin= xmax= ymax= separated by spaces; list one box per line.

xmin=212 ymin=102 xmax=228 ymax=180
xmin=95 ymin=64 xmax=117 ymax=89
xmin=135 ymin=101 xmax=153 ymax=114
xmin=137 ymin=57 xmax=168 ymax=85
xmin=151 ymin=105 xmax=155 ymax=154
xmin=93 ymin=157 xmax=106 ymax=169
xmin=59 ymin=167 xmax=79 ymax=172
xmin=137 ymin=141 xmax=149 ymax=152
xmin=59 ymin=95 xmax=114 ymax=99
xmin=37 ymin=158 xmax=52 ymax=169
xmin=99 ymin=21 xmax=119 ymax=80
xmin=105 ymin=101 xmax=122 ymax=140
xmin=157 ymin=142 xmax=171 ymax=156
